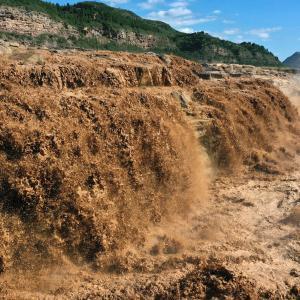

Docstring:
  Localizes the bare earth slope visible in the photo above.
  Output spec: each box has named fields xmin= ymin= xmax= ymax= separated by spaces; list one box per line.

xmin=0 ymin=49 xmax=299 ymax=299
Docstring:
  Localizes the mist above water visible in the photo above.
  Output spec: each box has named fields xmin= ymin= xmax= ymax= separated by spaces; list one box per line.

xmin=280 ymin=74 xmax=300 ymax=110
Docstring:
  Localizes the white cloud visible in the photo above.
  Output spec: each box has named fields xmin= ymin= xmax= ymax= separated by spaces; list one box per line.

xmin=194 ymin=16 xmax=217 ymax=24
xmin=147 ymin=0 xmax=218 ymax=29
xmin=213 ymin=10 xmax=221 ymax=14
xmin=213 ymin=26 xmax=282 ymax=44
xmin=223 ymin=28 xmax=240 ymax=35
xmin=149 ymin=13 xmax=217 ymax=27
xmin=139 ymin=0 xmax=164 ymax=10
xmin=170 ymin=1 xmax=189 ymax=7
xmin=247 ymin=27 xmax=282 ymax=40
xmin=150 ymin=7 xmax=192 ymax=18
xmin=222 ymin=19 xmax=236 ymax=24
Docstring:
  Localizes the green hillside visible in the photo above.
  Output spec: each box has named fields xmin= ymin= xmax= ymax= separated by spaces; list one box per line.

xmin=0 ymin=0 xmax=282 ymax=66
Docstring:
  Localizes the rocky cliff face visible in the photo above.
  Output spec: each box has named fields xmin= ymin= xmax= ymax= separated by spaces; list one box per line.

xmin=84 ymin=27 xmax=159 ymax=49
xmin=0 ymin=6 xmax=159 ymax=49
xmin=0 ymin=6 xmax=78 ymax=37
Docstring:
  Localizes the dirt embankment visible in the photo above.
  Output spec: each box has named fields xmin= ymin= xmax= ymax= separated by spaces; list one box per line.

xmin=0 ymin=50 xmax=299 ymax=299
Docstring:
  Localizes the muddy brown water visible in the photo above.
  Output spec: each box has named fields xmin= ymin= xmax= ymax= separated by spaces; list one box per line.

xmin=0 ymin=50 xmax=299 ymax=299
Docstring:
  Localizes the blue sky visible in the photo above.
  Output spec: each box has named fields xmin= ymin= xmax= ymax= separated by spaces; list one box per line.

xmin=47 ymin=0 xmax=300 ymax=61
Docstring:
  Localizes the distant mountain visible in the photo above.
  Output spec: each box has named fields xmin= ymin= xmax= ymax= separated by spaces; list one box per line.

xmin=283 ymin=52 xmax=300 ymax=69
xmin=0 ymin=0 xmax=282 ymax=66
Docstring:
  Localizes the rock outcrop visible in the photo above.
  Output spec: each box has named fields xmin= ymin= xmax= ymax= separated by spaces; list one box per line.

xmin=0 ymin=6 xmax=160 ymax=49
xmin=200 ymin=62 xmax=293 ymax=79
xmin=0 ymin=6 xmax=78 ymax=37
